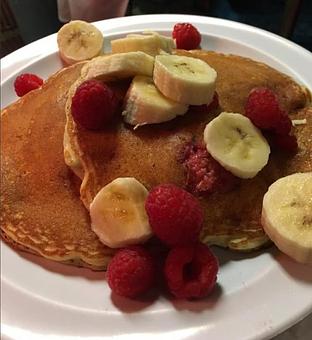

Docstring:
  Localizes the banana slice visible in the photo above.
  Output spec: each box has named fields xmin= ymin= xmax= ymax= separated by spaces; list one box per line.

xmin=123 ymin=76 xmax=188 ymax=126
xmin=111 ymin=31 xmax=175 ymax=56
xmin=57 ymin=20 xmax=104 ymax=65
xmin=81 ymin=51 xmax=154 ymax=82
xmin=153 ymin=54 xmax=217 ymax=105
xmin=261 ymin=172 xmax=312 ymax=264
xmin=204 ymin=112 xmax=270 ymax=178
xmin=90 ymin=178 xmax=152 ymax=248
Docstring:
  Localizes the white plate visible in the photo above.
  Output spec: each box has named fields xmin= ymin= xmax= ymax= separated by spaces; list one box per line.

xmin=1 ymin=14 xmax=312 ymax=340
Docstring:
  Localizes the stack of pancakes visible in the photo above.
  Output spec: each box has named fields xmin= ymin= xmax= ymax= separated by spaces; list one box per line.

xmin=1 ymin=50 xmax=311 ymax=270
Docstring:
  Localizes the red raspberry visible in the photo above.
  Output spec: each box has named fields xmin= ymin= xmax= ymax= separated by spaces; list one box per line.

xmin=71 ymin=80 xmax=119 ymax=130
xmin=245 ymin=88 xmax=297 ymax=153
xmin=245 ymin=87 xmax=291 ymax=132
xmin=172 ymin=23 xmax=201 ymax=50
xmin=272 ymin=133 xmax=298 ymax=153
xmin=107 ymin=246 xmax=155 ymax=298
xmin=145 ymin=184 xmax=204 ymax=247
xmin=274 ymin=112 xmax=292 ymax=135
xmin=164 ymin=243 xmax=218 ymax=299
xmin=182 ymin=143 xmax=238 ymax=195
xmin=14 ymin=73 xmax=43 ymax=97
xmin=189 ymin=92 xmax=219 ymax=114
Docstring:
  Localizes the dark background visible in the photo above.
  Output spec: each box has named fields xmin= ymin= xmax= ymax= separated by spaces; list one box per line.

xmin=1 ymin=0 xmax=312 ymax=57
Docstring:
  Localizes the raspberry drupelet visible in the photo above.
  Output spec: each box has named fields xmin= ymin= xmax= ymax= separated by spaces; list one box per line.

xmin=245 ymin=87 xmax=297 ymax=152
xmin=182 ymin=142 xmax=238 ymax=195
xmin=172 ymin=23 xmax=201 ymax=50
xmin=164 ymin=243 xmax=219 ymax=299
xmin=107 ymin=246 xmax=156 ymax=298
xmin=14 ymin=73 xmax=43 ymax=97
xmin=245 ymin=87 xmax=287 ymax=130
xmin=71 ymin=79 xmax=119 ymax=130
xmin=145 ymin=184 xmax=204 ymax=247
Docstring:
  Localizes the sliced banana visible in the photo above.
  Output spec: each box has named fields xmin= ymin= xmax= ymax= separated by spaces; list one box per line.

xmin=81 ymin=51 xmax=154 ymax=82
xmin=261 ymin=172 xmax=312 ymax=264
xmin=204 ymin=112 xmax=270 ymax=178
xmin=153 ymin=54 xmax=217 ymax=105
xmin=90 ymin=177 xmax=152 ymax=248
xmin=123 ymin=76 xmax=189 ymax=126
xmin=57 ymin=20 xmax=104 ymax=65
xmin=111 ymin=31 xmax=175 ymax=56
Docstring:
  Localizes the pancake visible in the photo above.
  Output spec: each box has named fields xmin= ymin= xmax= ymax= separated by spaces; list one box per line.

xmin=1 ymin=64 xmax=114 ymax=270
xmin=1 ymin=50 xmax=311 ymax=272
xmin=66 ymin=50 xmax=311 ymax=251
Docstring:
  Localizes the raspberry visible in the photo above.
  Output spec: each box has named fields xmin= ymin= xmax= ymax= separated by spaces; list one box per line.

xmin=245 ymin=87 xmax=291 ymax=132
xmin=272 ymin=133 xmax=298 ymax=153
xmin=145 ymin=184 xmax=204 ymax=247
xmin=189 ymin=92 xmax=219 ymax=114
xmin=164 ymin=243 xmax=218 ymax=299
xmin=274 ymin=112 xmax=292 ymax=135
xmin=14 ymin=73 xmax=43 ymax=97
xmin=107 ymin=246 xmax=155 ymax=298
xmin=182 ymin=143 xmax=238 ymax=195
xmin=245 ymin=88 xmax=296 ymax=153
xmin=71 ymin=80 xmax=119 ymax=130
xmin=172 ymin=23 xmax=201 ymax=50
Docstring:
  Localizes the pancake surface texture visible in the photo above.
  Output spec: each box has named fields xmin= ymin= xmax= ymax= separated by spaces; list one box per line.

xmin=1 ymin=50 xmax=311 ymax=271
xmin=1 ymin=63 xmax=113 ymax=270
xmin=66 ymin=50 xmax=311 ymax=251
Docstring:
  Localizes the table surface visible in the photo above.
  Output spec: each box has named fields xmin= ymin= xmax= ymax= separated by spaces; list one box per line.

xmin=274 ymin=313 xmax=311 ymax=339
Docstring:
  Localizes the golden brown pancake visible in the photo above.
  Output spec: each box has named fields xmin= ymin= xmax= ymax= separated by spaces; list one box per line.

xmin=66 ymin=50 xmax=311 ymax=250
xmin=1 ymin=64 xmax=114 ymax=270
xmin=1 ymin=50 xmax=311 ymax=273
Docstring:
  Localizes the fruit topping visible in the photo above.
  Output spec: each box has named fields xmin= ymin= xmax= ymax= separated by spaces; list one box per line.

xmin=274 ymin=112 xmax=292 ymax=135
xmin=189 ymin=92 xmax=219 ymax=114
xmin=261 ymin=172 xmax=312 ymax=264
xmin=182 ymin=142 xmax=238 ymax=195
xmin=245 ymin=87 xmax=287 ymax=131
xmin=111 ymin=31 xmax=175 ymax=56
xmin=245 ymin=87 xmax=298 ymax=153
xmin=164 ymin=243 xmax=219 ymax=298
xmin=153 ymin=54 xmax=217 ymax=105
xmin=145 ymin=184 xmax=204 ymax=247
xmin=71 ymin=79 xmax=119 ymax=130
xmin=122 ymin=76 xmax=188 ymax=126
xmin=81 ymin=51 xmax=154 ymax=82
xmin=14 ymin=73 xmax=43 ymax=97
xmin=57 ymin=20 xmax=104 ymax=65
xmin=271 ymin=133 xmax=298 ymax=153
xmin=90 ymin=178 xmax=152 ymax=248
xmin=204 ymin=112 xmax=270 ymax=178
xmin=172 ymin=23 xmax=201 ymax=50
xmin=107 ymin=246 xmax=156 ymax=298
